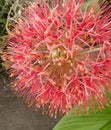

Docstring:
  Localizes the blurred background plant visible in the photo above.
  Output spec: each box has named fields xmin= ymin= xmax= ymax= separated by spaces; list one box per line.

xmin=0 ymin=0 xmax=24 ymax=73
xmin=0 ymin=0 xmax=13 ymax=36
xmin=0 ymin=0 xmax=14 ymax=73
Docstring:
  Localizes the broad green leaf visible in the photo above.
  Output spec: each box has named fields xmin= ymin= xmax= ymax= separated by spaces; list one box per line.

xmin=99 ymin=120 xmax=111 ymax=130
xmin=53 ymin=106 xmax=111 ymax=130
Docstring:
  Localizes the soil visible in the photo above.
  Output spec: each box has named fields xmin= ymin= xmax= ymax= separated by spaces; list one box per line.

xmin=0 ymin=72 xmax=62 ymax=130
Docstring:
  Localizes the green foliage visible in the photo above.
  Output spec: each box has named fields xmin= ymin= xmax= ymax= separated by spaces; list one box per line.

xmin=0 ymin=0 xmax=14 ymax=72
xmin=53 ymin=106 xmax=111 ymax=130
xmin=0 ymin=0 xmax=14 ymax=36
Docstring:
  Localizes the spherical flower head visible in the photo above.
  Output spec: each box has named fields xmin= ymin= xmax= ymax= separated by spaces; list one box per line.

xmin=3 ymin=0 xmax=111 ymax=117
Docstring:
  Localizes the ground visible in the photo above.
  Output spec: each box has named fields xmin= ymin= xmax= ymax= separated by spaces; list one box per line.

xmin=0 ymin=72 xmax=61 ymax=130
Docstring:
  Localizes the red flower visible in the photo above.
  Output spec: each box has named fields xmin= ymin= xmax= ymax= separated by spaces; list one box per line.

xmin=4 ymin=0 xmax=111 ymax=116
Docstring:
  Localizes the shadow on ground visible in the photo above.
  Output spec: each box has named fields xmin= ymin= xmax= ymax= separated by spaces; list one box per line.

xmin=0 ymin=73 xmax=62 ymax=130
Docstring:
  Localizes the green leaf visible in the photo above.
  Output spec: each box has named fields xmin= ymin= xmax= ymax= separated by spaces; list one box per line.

xmin=53 ymin=106 xmax=111 ymax=130
xmin=99 ymin=120 xmax=111 ymax=130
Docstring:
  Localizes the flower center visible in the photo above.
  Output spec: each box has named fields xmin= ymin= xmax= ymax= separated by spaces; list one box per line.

xmin=44 ymin=46 xmax=86 ymax=88
xmin=51 ymin=48 xmax=67 ymax=65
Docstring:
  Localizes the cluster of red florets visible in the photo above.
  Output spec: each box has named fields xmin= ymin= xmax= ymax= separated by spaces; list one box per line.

xmin=4 ymin=0 xmax=111 ymax=116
